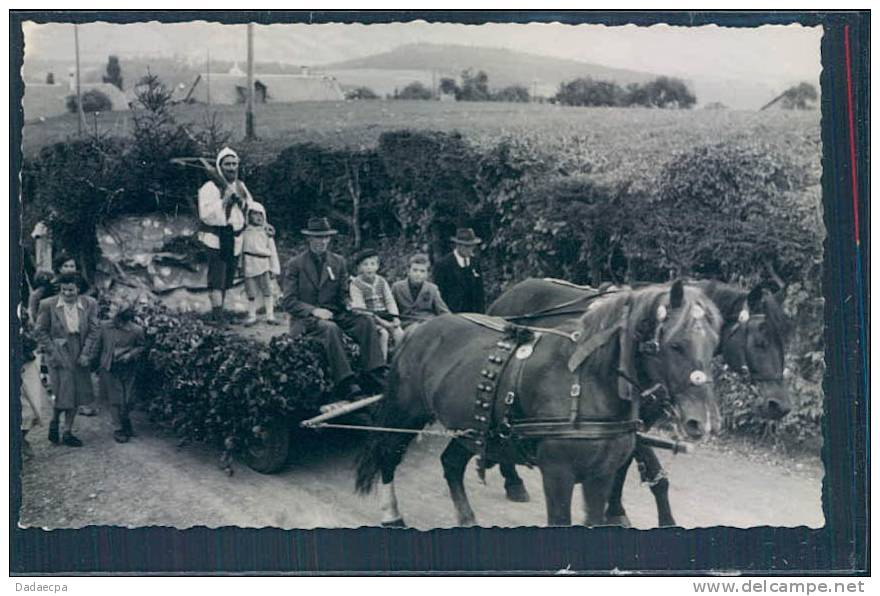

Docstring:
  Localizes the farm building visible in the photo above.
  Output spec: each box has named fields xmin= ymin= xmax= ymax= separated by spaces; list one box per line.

xmin=23 ymin=81 xmax=129 ymax=122
xmin=324 ymin=68 xmax=437 ymax=98
xmin=189 ymin=71 xmax=345 ymax=104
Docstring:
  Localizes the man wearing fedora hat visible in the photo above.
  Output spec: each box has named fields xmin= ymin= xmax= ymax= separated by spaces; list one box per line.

xmin=281 ymin=217 xmax=386 ymax=401
xmin=433 ymin=227 xmax=486 ymax=314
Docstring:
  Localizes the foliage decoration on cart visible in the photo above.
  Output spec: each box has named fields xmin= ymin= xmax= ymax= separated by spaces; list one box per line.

xmin=133 ymin=300 xmax=348 ymax=474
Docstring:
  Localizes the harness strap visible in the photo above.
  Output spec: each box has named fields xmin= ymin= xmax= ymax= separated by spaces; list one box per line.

xmin=513 ymin=419 xmax=640 ymax=439
xmin=459 ymin=313 xmax=580 ymax=343
xmin=567 ymin=323 xmax=622 ymax=372
xmin=502 ymin=288 xmax=618 ymax=322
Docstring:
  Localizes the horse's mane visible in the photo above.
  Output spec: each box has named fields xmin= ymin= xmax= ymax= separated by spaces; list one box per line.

xmin=697 ymin=280 xmax=791 ymax=344
xmin=576 ymin=284 xmax=721 ymax=353
xmin=759 ymin=291 xmax=792 ymax=347
xmin=697 ymin=281 xmax=747 ymax=323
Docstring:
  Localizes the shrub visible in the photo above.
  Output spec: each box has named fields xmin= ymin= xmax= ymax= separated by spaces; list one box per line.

xmin=637 ymin=141 xmax=818 ymax=281
xmin=625 ymin=77 xmax=696 ymax=109
xmin=457 ymin=69 xmax=490 ymax=102
xmin=346 ymin=86 xmax=379 ymax=100
xmin=136 ymin=302 xmax=333 ymax=466
xmin=555 ymin=78 xmax=625 ymax=107
xmin=66 ymin=89 xmax=113 ymax=114
xmin=396 ymin=82 xmax=433 ymax=100
xmin=492 ymin=85 xmax=530 ymax=103
xmin=23 ymin=136 xmax=130 ymax=279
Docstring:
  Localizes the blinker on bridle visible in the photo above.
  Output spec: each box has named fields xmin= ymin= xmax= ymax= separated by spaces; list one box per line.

xmin=725 ymin=312 xmax=785 ymax=383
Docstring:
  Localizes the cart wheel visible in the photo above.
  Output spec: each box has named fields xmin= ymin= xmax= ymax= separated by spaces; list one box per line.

xmin=244 ymin=417 xmax=290 ymax=474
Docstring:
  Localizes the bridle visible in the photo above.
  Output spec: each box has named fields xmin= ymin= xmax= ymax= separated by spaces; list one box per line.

xmin=724 ymin=313 xmax=785 ymax=384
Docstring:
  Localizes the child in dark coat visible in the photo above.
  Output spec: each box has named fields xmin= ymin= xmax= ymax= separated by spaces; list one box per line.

xmin=95 ymin=299 xmax=146 ymax=443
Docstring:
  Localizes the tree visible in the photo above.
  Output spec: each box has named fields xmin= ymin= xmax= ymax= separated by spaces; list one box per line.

xmin=439 ymin=77 xmax=459 ymax=96
xmin=103 ymin=55 xmax=124 ymax=91
xmin=555 ymin=78 xmax=625 ymax=107
xmin=779 ymin=82 xmax=818 ymax=110
xmin=457 ymin=69 xmax=490 ymax=101
xmin=396 ymin=81 xmax=433 ymax=100
xmin=492 ymin=85 xmax=530 ymax=103
xmin=626 ymin=77 xmax=696 ymax=109
xmin=127 ymin=71 xmax=200 ymax=214
xmin=345 ymin=86 xmax=379 ymax=100
xmin=66 ymin=89 xmax=113 ymax=113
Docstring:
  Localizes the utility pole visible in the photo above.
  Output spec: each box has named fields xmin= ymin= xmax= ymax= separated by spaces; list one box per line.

xmin=206 ymin=49 xmax=211 ymax=106
xmin=245 ymin=23 xmax=255 ymax=139
xmin=74 ymin=24 xmax=86 ymax=136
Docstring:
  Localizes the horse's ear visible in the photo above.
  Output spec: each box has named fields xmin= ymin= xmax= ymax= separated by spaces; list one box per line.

xmin=747 ymin=286 xmax=764 ymax=311
xmin=670 ymin=279 xmax=684 ymax=309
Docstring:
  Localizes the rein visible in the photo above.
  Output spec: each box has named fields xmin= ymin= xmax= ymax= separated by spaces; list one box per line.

xmin=499 ymin=289 xmax=619 ymax=323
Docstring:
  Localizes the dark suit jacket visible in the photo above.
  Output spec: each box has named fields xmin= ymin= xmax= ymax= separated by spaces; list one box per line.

xmin=433 ymin=252 xmax=486 ymax=313
xmin=281 ymin=250 xmax=350 ymax=319
xmin=391 ymin=280 xmax=450 ymax=324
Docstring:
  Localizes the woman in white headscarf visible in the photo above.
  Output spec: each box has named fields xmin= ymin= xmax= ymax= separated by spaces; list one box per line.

xmin=197 ymin=147 xmax=254 ymax=323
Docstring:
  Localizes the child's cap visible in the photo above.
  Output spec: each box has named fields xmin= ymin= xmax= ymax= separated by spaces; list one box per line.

xmin=352 ymin=247 xmax=379 ymax=269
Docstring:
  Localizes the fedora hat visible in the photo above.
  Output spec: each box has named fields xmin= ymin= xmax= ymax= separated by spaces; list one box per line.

xmin=301 ymin=217 xmax=338 ymax=237
xmin=450 ymin=227 xmax=482 ymax=245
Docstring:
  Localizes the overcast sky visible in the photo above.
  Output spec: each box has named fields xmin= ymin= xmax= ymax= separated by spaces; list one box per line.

xmin=23 ymin=20 xmax=822 ymax=86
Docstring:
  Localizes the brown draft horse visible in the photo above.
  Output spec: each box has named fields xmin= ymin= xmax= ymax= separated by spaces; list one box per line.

xmin=355 ymin=282 xmax=721 ymax=527
xmin=488 ymin=277 xmax=791 ymax=526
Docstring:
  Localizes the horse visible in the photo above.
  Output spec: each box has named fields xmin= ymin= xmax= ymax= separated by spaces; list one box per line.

xmin=355 ymin=281 xmax=721 ymax=527
xmin=487 ymin=276 xmax=792 ymax=526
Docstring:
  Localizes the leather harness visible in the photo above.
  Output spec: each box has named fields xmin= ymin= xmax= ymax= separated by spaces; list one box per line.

xmin=457 ymin=312 xmax=659 ymax=479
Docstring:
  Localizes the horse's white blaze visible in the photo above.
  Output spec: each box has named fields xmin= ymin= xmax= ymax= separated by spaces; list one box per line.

xmin=379 ymin=481 xmax=402 ymax=524
xmin=738 ymin=308 xmax=750 ymax=323
xmin=690 ymin=370 xmax=708 ymax=386
xmin=692 ymin=304 xmax=705 ymax=319
xmin=656 ymin=305 xmax=668 ymax=321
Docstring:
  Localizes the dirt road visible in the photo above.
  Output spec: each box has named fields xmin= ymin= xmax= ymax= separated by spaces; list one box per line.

xmin=17 ymin=363 xmax=824 ymax=530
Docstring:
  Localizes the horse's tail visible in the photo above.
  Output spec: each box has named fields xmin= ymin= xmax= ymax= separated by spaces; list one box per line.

xmin=355 ymin=439 xmax=382 ymax=495
xmin=355 ymin=352 xmax=420 ymax=495
xmin=355 ymin=396 xmax=396 ymax=494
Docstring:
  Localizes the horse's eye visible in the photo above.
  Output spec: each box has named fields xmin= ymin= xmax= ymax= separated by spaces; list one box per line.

xmin=670 ymin=343 xmax=685 ymax=354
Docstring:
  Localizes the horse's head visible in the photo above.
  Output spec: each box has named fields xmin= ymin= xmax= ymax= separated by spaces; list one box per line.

xmin=623 ymin=281 xmax=722 ymax=440
xmin=721 ymin=286 xmax=792 ymax=420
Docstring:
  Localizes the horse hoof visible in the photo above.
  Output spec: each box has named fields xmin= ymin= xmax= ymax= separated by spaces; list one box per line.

xmin=505 ymin=482 xmax=531 ymax=503
xmin=606 ymin=514 xmax=631 ymax=528
xmin=381 ymin=518 xmax=406 ymax=528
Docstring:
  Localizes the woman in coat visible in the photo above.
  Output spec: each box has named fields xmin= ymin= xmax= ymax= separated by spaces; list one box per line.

xmin=34 ymin=272 xmax=99 ymax=447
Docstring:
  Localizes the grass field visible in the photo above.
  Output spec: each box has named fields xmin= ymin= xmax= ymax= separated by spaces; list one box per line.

xmin=21 ymin=101 xmax=821 ymax=180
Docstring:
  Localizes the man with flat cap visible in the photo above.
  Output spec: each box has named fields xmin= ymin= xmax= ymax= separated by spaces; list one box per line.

xmin=433 ymin=227 xmax=486 ymax=313
xmin=281 ymin=217 xmax=386 ymax=401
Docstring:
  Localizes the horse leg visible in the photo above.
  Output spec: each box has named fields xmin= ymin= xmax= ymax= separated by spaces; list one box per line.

xmin=635 ymin=444 xmax=676 ymax=527
xmin=440 ymin=439 xmax=478 ymax=526
xmin=499 ymin=462 xmax=530 ymax=503
xmin=604 ymin=455 xmax=634 ymax=527
xmin=377 ymin=432 xmax=420 ymax=527
xmin=581 ymin=473 xmax=616 ymax=527
xmin=539 ymin=464 xmax=575 ymax=526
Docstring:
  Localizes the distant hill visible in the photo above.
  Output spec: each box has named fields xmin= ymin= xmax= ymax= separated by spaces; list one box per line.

xmin=322 ymin=43 xmax=659 ymax=93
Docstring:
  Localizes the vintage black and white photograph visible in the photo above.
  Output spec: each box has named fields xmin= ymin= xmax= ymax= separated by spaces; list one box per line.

xmin=15 ymin=15 xmax=826 ymax=533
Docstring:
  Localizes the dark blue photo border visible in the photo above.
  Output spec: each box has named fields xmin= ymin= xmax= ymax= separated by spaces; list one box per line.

xmin=9 ymin=10 xmax=869 ymax=575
